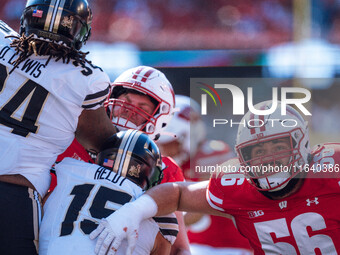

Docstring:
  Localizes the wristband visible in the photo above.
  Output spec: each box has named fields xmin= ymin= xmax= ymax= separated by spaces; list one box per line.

xmin=106 ymin=194 xmax=158 ymax=223
xmin=130 ymin=194 xmax=158 ymax=220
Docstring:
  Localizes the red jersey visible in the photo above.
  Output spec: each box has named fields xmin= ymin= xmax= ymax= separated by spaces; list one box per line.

xmin=50 ymin=139 xmax=93 ymax=192
xmin=207 ymin=143 xmax=340 ymax=254
xmin=161 ymin=156 xmax=185 ymax=183
xmin=56 ymin=139 xmax=94 ymax=163
xmin=188 ymin=214 xmax=252 ymax=249
xmin=50 ymin=140 xmax=185 ymax=192
xmin=182 ymin=139 xmax=251 ymax=249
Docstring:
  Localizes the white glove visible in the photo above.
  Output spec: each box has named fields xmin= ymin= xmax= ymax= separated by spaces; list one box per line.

xmin=89 ymin=195 xmax=158 ymax=255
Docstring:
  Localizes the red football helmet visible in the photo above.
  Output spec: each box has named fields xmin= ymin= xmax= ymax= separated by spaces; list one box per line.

xmin=235 ymin=100 xmax=310 ymax=192
xmin=105 ymin=66 xmax=175 ymax=140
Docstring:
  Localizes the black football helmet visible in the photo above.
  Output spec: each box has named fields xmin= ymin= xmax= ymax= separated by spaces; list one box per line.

xmin=96 ymin=130 xmax=163 ymax=190
xmin=19 ymin=0 xmax=92 ymax=50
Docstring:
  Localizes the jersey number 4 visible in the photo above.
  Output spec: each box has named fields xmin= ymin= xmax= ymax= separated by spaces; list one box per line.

xmin=0 ymin=64 xmax=49 ymax=137
xmin=60 ymin=184 xmax=133 ymax=236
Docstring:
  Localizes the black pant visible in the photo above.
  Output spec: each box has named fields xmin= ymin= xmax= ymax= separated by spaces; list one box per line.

xmin=0 ymin=181 xmax=42 ymax=255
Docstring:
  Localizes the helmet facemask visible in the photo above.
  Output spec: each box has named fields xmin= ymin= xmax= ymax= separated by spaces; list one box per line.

xmin=106 ymin=98 xmax=158 ymax=133
xmin=106 ymin=66 xmax=175 ymax=140
xmin=235 ymin=101 xmax=310 ymax=192
xmin=106 ymin=85 xmax=172 ymax=140
xmin=237 ymin=129 xmax=306 ymax=192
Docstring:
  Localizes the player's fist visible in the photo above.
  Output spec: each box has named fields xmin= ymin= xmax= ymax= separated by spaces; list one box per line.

xmin=90 ymin=195 xmax=158 ymax=255
xmin=90 ymin=207 xmax=140 ymax=255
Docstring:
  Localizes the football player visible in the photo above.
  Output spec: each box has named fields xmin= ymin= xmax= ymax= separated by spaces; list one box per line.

xmin=40 ymin=130 xmax=173 ymax=255
xmin=0 ymin=0 xmax=115 ymax=254
xmin=157 ymin=95 xmax=252 ymax=255
xmin=50 ymin=66 xmax=190 ymax=254
xmin=90 ymin=100 xmax=340 ymax=255
xmin=106 ymin=66 xmax=191 ymax=255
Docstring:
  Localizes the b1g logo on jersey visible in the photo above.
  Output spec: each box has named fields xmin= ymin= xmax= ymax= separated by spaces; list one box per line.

xmin=248 ymin=210 xmax=264 ymax=218
xmin=200 ymin=84 xmax=311 ymax=116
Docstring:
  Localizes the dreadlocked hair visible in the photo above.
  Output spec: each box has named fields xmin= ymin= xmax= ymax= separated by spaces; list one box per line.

xmin=6 ymin=33 xmax=91 ymax=74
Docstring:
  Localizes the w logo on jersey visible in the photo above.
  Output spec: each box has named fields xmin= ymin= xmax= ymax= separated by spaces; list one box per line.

xmin=279 ymin=201 xmax=287 ymax=209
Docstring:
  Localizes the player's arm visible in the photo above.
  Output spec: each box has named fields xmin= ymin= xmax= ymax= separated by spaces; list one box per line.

xmin=90 ymin=181 xmax=229 ymax=255
xmin=76 ymin=106 xmax=116 ymax=152
xmin=184 ymin=212 xmax=204 ymax=226
xmin=149 ymin=181 xmax=226 ymax=217
xmin=160 ymin=159 xmax=191 ymax=254
xmin=151 ymin=232 xmax=171 ymax=255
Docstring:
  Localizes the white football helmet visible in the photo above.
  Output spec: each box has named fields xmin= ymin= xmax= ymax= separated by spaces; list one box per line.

xmin=157 ymin=95 xmax=206 ymax=165
xmin=105 ymin=66 xmax=175 ymax=140
xmin=235 ymin=100 xmax=310 ymax=192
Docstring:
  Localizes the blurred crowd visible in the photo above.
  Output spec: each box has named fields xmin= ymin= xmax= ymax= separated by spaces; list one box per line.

xmin=2 ymin=0 xmax=340 ymax=143
xmin=2 ymin=0 xmax=340 ymax=50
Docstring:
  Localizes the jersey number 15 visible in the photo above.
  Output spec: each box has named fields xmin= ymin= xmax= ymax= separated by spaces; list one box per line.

xmin=60 ymin=184 xmax=133 ymax=236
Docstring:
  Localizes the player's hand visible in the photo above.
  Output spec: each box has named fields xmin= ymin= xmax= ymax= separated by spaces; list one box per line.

xmin=89 ymin=204 xmax=141 ymax=255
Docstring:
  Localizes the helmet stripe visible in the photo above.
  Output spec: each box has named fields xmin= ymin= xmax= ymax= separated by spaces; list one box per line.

xmin=48 ymin=0 xmax=61 ymax=32
xmin=121 ymin=131 xmax=142 ymax=177
xmin=249 ymin=105 xmax=267 ymax=134
xmin=259 ymin=114 xmax=266 ymax=132
xmin=44 ymin=0 xmax=57 ymax=31
xmin=141 ymin=69 xmax=154 ymax=82
xmin=113 ymin=129 xmax=134 ymax=174
xmin=249 ymin=112 xmax=256 ymax=135
xmin=53 ymin=0 xmax=67 ymax=33
xmin=117 ymin=130 xmax=136 ymax=176
xmin=132 ymin=67 xmax=144 ymax=79
xmin=115 ymin=130 xmax=139 ymax=176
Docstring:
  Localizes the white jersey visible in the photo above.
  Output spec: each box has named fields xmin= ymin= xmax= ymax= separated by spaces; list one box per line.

xmin=39 ymin=158 xmax=160 ymax=255
xmin=0 ymin=21 xmax=110 ymax=197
